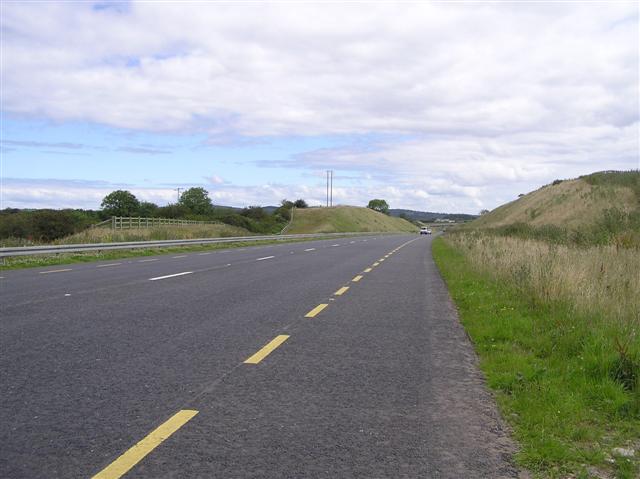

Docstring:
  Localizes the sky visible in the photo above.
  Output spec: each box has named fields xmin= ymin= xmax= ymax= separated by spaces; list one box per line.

xmin=1 ymin=1 xmax=638 ymax=214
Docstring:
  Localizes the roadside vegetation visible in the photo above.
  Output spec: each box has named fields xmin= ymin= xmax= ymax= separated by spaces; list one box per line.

xmin=0 ymin=188 xmax=305 ymax=246
xmin=59 ymin=224 xmax=250 ymax=244
xmin=433 ymin=170 xmax=639 ymax=478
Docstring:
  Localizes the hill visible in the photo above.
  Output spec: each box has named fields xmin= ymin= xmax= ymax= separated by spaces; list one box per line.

xmin=389 ymin=209 xmax=477 ymax=222
xmin=286 ymin=206 xmax=418 ymax=234
xmin=470 ymin=170 xmax=640 ymax=246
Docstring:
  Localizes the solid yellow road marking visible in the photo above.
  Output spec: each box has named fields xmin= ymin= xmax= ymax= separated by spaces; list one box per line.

xmin=352 ymin=275 xmax=363 ymax=282
xmin=305 ymin=303 xmax=329 ymax=318
xmin=92 ymin=410 xmax=198 ymax=479
xmin=372 ymin=262 xmax=380 ymax=267
xmin=39 ymin=269 xmax=72 ymax=274
xmin=244 ymin=335 xmax=290 ymax=364
xmin=363 ymin=268 xmax=372 ymax=273
xmin=334 ymin=286 xmax=349 ymax=296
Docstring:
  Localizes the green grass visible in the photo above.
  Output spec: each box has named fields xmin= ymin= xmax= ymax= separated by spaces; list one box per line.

xmin=0 ymin=236 xmax=357 ymax=271
xmin=432 ymin=237 xmax=639 ymax=478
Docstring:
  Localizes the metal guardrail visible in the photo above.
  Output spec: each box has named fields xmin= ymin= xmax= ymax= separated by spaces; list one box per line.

xmin=0 ymin=232 xmax=381 ymax=257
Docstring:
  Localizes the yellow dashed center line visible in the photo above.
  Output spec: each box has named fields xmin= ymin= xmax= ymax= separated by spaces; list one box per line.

xmin=372 ymin=262 xmax=380 ymax=267
xmin=305 ymin=303 xmax=329 ymax=318
xmin=363 ymin=268 xmax=372 ymax=273
xmin=334 ymin=286 xmax=350 ymax=296
xmin=91 ymin=410 xmax=198 ymax=479
xmin=244 ymin=335 xmax=290 ymax=364
xmin=352 ymin=275 xmax=363 ymax=282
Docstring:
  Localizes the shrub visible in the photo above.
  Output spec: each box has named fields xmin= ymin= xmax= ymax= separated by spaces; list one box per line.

xmin=241 ymin=206 xmax=268 ymax=221
xmin=31 ymin=210 xmax=79 ymax=241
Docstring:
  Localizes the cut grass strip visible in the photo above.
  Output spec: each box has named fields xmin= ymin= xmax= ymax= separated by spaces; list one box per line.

xmin=432 ymin=237 xmax=639 ymax=479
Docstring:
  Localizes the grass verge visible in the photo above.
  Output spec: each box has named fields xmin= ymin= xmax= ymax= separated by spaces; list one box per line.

xmin=0 ymin=236 xmax=347 ymax=271
xmin=432 ymin=237 xmax=639 ymax=478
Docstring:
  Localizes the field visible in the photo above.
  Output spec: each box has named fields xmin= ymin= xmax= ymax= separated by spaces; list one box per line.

xmin=286 ymin=206 xmax=418 ymax=234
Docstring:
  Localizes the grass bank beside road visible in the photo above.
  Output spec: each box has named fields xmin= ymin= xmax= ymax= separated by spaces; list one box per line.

xmin=433 ymin=235 xmax=639 ymax=478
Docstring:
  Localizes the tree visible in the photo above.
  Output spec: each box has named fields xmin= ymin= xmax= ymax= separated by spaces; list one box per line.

xmin=274 ymin=199 xmax=294 ymax=221
xmin=101 ymin=190 xmax=140 ymax=217
xmin=178 ymin=187 xmax=213 ymax=215
xmin=293 ymin=199 xmax=308 ymax=208
xmin=138 ymin=201 xmax=158 ymax=217
xmin=367 ymin=199 xmax=389 ymax=215
xmin=241 ymin=206 xmax=267 ymax=221
xmin=480 ymin=209 xmax=490 ymax=215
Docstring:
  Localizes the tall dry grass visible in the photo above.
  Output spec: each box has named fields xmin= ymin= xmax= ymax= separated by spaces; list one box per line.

xmin=56 ymin=224 xmax=251 ymax=244
xmin=445 ymin=232 xmax=639 ymax=333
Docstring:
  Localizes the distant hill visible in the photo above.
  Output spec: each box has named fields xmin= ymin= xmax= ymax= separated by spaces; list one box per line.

xmin=469 ymin=170 xmax=640 ymax=246
xmin=389 ymin=209 xmax=477 ymax=222
xmin=286 ymin=206 xmax=418 ymax=234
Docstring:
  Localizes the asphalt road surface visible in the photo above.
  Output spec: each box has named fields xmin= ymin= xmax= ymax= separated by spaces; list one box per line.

xmin=0 ymin=234 xmax=520 ymax=478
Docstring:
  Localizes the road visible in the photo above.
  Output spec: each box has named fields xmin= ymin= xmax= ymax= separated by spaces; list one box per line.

xmin=0 ymin=234 xmax=519 ymax=478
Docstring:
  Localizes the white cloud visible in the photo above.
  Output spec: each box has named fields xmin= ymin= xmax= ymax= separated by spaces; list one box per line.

xmin=1 ymin=2 xmax=638 ymax=212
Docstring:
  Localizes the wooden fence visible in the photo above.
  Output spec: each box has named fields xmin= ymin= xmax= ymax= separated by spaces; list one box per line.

xmin=109 ymin=217 xmax=222 ymax=230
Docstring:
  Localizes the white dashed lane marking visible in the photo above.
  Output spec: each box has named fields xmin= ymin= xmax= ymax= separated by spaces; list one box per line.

xmin=149 ymin=272 xmax=193 ymax=281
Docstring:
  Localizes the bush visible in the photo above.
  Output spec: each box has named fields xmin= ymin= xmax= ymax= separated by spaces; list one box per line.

xmin=0 ymin=209 xmax=97 ymax=242
xmin=241 ymin=206 xmax=267 ymax=221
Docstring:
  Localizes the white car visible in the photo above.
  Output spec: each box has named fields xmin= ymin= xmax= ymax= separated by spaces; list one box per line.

xmin=420 ymin=227 xmax=432 ymax=235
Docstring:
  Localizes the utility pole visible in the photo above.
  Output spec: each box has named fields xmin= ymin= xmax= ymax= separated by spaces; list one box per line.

xmin=326 ymin=170 xmax=334 ymax=207
xmin=175 ymin=188 xmax=182 ymax=203
xmin=330 ymin=170 xmax=333 ymax=207
xmin=326 ymin=170 xmax=329 ymax=207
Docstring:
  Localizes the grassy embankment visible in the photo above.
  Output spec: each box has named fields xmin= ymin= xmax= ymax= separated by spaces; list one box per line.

xmin=286 ymin=205 xmax=418 ymax=234
xmin=433 ymin=171 xmax=639 ymax=478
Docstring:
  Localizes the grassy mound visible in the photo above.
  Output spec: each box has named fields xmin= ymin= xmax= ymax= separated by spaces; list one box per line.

xmin=286 ymin=206 xmax=418 ymax=234
xmin=471 ymin=170 xmax=640 ymax=248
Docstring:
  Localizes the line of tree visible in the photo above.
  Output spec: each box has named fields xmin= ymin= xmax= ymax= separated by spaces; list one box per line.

xmin=1 ymin=188 xmax=310 ymax=242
